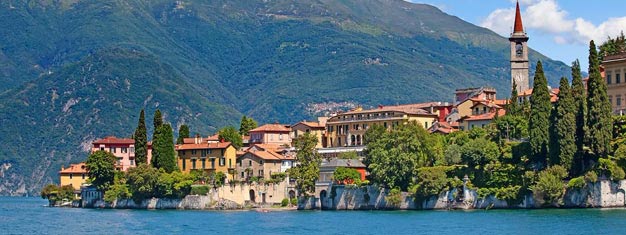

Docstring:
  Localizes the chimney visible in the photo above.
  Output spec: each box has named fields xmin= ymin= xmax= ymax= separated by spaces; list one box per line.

xmin=194 ymin=136 xmax=198 ymax=144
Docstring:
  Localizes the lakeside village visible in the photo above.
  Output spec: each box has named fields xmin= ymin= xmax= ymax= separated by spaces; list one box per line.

xmin=43 ymin=3 xmax=626 ymax=210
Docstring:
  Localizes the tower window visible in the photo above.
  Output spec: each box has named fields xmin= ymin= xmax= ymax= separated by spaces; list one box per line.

xmin=515 ymin=42 xmax=523 ymax=57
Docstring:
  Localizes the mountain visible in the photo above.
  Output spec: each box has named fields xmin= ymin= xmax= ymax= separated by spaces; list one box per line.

xmin=0 ymin=0 xmax=572 ymax=195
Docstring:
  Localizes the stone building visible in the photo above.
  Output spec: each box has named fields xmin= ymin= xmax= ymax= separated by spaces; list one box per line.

xmin=509 ymin=1 xmax=530 ymax=92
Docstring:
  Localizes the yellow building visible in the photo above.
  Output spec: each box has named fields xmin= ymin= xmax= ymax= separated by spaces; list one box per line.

xmin=176 ymin=142 xmax=237 ymax=180
xmin=324 ymin=103 xmax=439 ymax=147
xmin=59 ymin=162 xmax=89 ymax=191
xmin=604 ymin=52 xmax=626 ymax=114
xmin=291 ymin=118 xmax=327 ymax=148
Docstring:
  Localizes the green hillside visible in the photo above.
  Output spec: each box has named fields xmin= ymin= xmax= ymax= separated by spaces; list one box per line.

xmin=0 ymin=0 xmax=573 ymax=195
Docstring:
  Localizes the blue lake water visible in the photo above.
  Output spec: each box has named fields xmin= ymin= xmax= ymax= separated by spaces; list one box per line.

xmin=2 ymin=197 xmax=626 ymax=234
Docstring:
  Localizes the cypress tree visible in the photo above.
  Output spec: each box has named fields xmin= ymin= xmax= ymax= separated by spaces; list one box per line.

xmin=134 ymin=109 xmax=148 ymax=165
xmin=552 ymin=77 xmax=576 ymax=173
xmin=151 ymin=109 xmax=163 ymax=164
xmin=528 ymin=61 xmax=551 ymax=168
xmin=508 ymin=80 xmax=521 ymax=116
xmin=586 ymin=40 xmax=613 ymax=158
xmin=571 ymin=60 xmax=587 ymax=174
xmin=177 ymin=125 xmax=190 ymax=144
xmin=152 ymin=124 xmax=177 ymax=173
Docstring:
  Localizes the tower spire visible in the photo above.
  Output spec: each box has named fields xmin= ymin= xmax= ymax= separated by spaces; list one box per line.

xmin=513 ymin=1 xmax=524 ymax=33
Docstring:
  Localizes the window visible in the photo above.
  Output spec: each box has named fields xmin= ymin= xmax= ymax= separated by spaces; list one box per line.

xmin=383 ymin=122 xmax=388 ymax=128
xmin=192 ymin=150 xmax=196 ymax=155
xmin=69 ymin=173 xmax=73 ymax=179
xmin=130 ymin=159 xmax=135 ymax=166
xmin=182 ymin=159 xmax=186 ymax=170
xmin=607 ymin=73 xmax=612 ymax=84
xmin=229 ymin=159 xmax=232 ymax=168
xmin=206 ymin=149 xmax=212 ymax=154
xmin=117 ymin=157 xmax=122 ymax=165
xmin=121 ymin=147 xmax=128 ymax=153
xmin=425 ymin=122 xmax=429 ymax=127
xmin=279 ymin=134 xmax=283 ymax=140
xmin=259 ymin=170 xmax=264 ymax=176
xmin=130 ymin=147 xmax=135 ymax=153
xmin=483 ymin=107 xmax=487 ymax=113
xmin=192 ymin=159 xmax=196 ymax=169
xmin=618 ymin=95 xmax=622 ymax=106
xmin=260 ymin=160 xmax=264 ymax=165
xmin=238 ymin=160 xmax=241 ymax=167
xmin=82 ymin=174 xmax=85 ymax=179
xmin=249 ymin=160 xmax=252 ymax=167
xmin=241 ymin=172 xmax=244 ymax=178
xmin=110 ymin=147 xmax=116 ymax=153
xmin=219 ymin=157 xmax=225 ymax=166
xmin=617 ymin=73 xmax=622 ymax=84
xmin=201 ymin=159 xmax=206 ymax=169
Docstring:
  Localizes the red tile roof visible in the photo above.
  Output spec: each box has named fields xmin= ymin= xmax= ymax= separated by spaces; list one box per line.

xmin=463 ymin=109 xmax=506 ymax=121
xmin=341 ymin=102 xmax=440 ymax=116
xmin=176 ymin=142 xmax=232 ymax=150
xmin=249 ymin=124 xmax=291 ymax=133
xmin=292 ymin=121 xmax=325 ymax=129
xmin=513 ymin=1 xmax=524 ymax=33
xmin=59 ymin=162 xmax=88 ymax=174
xmin=93 ymin=136 xmax=134 ymax=145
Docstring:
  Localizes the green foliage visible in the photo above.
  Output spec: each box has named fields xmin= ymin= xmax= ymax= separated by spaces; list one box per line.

xmin=239 ymin=116 xmax=258 ymax=136
xmin=86 ymin=150 xmax=117 ymax=191
xmin=492 ymin=115 xmax=528 ymax=141
xmin=598 ymin=32 xmax=626 ymax=60
xmin=156 ymin=170 xmax=194 ymax=198
xmin=529 ymin=61 xmax=552 ymax=168
xmin=126 ymin=164 xmax=160 ymax=202
xmin=177 ymin=125 xmax=190 ymax=145
xmin=290 ymin=197 xmax=298 ymax=206
xmin=281 ymin=198 xmax=289 ymax=207
xmin=104 ymin=174 xmax=131 ymax=203
xmin=584 ymin=171 xmax=598 ymax=183
xmin=363 ymin=124 xmax=386 ymax=145
xmin=288 ymin=133 xmax=321 ymax=195
xmin=134 ymin=109 xmax=148 ymax=165
xmin=268 ymin=172 xmax=287 ymax=184
xmin=153 ymin=109 xmax=163 ymax=136
xmin=333 ymin=167 xmax=361 ymax=185
xmin=442 ymin=144 xmax=463 ymax=166
xmin=567 ymin=176 xmax=585 ymax=189
xmin=586 ymin=40 xmax=613 ymax=158
xmin=338 ymin=151 xmax=359 ymax=160
xmin=190 ymin=185 xmax=210 ymax=195
xmin=531 ymin=165 xmax=567 ymax=205
xmin=410 ymin=166 xmax=457 ymax=199
xmin=218 ymin=126 xmax=243 ymax=149
xmin=460 ymin=138 xmax=499 ymax=168
xmin=596 ymin=158 xmax=625 ymax=181
xmin=152 ymin=124 xmax=177 ymax=173
xmin=551 ymin=77 xmax=576 ymax=172
xmin=508 ymin=80 xmax=521 ymax=116
xmin=40 ymin=184 xmax=75 ymax=202
xmin=213 ymin=172 xmax=227 ymax=187
xmin=386 ymin=188 xmax=403 ymax=208
xmin=364 ymin=122 xmax=437 ymax=190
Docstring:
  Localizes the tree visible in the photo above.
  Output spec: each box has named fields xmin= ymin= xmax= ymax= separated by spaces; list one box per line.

xmin=599 ymin=31 xmax=626 ymax=60
xmin=176 ymin=124 xmax=190 ymax=144
xmin=528 ymin=61 xmax=552 ymax=168
xmin=86 ymin=150 xmax=117 ymax=191
xmin=551 ymin=77 xmax=576 ymax=172
xmin=531 ymin=165 xmax=567 ymax=206
xmin=126 ymin=164 xmax=160 ymax=202
xmin=152 ymin=124 xmax=177 ymax=173
xmin=152 ymin=109 xmax=164 ymax=160
xmin=288 ymin=133 xmax=322 ymax=196
xmin=218 ymin=126 xmax=243 ymax=149
xmin=461 ymin=138 xmax=500 ymax=168
xmin=586 ymin=40 xmax=613 ymax=158
xmin=40 ymin=184 xmax=75 ymax=203
xmin=333 ymin=167 xmax=361 ymax=185
xmin=571 ymin=60 xmax=587 ymax=174
xmin=365 ymin=122 xmax=437 ymax=190
xmin=239 ymin=116 xmax=258 ymax=136
xmin=134 ymin=109 xmax=148 ymax=165
xmin=508 ymin=80 xmax=521 ymax=116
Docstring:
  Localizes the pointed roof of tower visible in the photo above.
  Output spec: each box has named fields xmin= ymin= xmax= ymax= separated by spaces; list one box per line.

xmin=513 ymin=1 xmax=524 ymax=33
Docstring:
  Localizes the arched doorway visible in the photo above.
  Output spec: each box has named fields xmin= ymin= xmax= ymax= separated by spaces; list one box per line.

xmin=288 ymin=190 xmax=296 ymax=199
xmin=249 ymin=189 xmax=256 ymax=203
xmin=320 ymin=190 xmax=327 ymax=208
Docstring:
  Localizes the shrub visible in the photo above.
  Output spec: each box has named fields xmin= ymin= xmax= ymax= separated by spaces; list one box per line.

xmin=584 ymin=171 xmax=598 ymax=183
xmin=596 ymin=158 xmax=626 ymax=180
xmin=333 ymin=167 xmax=361 ymax=185
xmin=386 ymin=188 xmax=402 ymax=208
xmin=290 ymin=197 xmax=298 ymax=206
xmin=190 ymin=185 xmax=210 ymax=195
xmin=281 ymin=198 xmax=289 ymax=207
xmin=410 ymin=166 xmax=456 ymax=199
xmin=567 ymin=176 xmax=585 ymax=189
xmin=531 ymin=165 xmax=567 ymax=205
xmin=41 ymin=184 xmax=75 ymax=202
xmin=213 ymin=171 xmax=227 ymax=187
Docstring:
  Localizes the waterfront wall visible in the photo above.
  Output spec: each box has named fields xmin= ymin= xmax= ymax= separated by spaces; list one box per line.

xmin=303 ymin=179 xmax=626 ymax=210
xmin=83 ymin=181 xmax=296 ymax=209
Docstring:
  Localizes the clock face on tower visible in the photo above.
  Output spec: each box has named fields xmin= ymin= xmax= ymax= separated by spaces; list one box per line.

xmin=515 ymin=43 xmax=523 ymax=57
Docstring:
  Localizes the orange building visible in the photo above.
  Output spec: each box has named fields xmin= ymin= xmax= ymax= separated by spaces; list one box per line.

xmin=248 ymin=124 xmax=292 ymax=146
xmin=176 ymin=141 xmax=237 ymax=180
xmin=59 ymin=162 xmax=89 ymax=190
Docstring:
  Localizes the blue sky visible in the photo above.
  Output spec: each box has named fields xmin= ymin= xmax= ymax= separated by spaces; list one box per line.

xmin=406 ymin=0 xmax=626 ymax=72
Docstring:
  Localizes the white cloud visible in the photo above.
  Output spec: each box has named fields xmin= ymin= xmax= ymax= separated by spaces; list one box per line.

xmin=482 ymin=0 xmax=626 ymax=45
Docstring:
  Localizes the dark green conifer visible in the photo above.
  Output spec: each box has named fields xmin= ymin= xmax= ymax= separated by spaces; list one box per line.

xmin=151 ymin=109 xmax=163 ymax=162
xmin=508 ymin=80 xmax=521 ymax=116
xmin=152 ymin=124 xmax=177 ymax=173
xmin=177 ymin=125 xmax=190 ymax=144
xmin=528 ymin=61 xmax=551 ymax=168
xmin=134 ymin=109 xmax=148 ymax=165
xmin=571 ymin=60 xmax=587 ymax=174
xmin=552 ymin=77 xmax=576 ymax=173
xmin=586 ymin=40 xmax=613 ymax=158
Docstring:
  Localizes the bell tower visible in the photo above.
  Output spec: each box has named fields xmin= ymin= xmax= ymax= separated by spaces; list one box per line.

xmin=509 ymin=1 xmax=529 ymax=92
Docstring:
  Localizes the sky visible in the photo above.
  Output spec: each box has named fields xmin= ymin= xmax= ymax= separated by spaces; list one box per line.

xmin=406 ymin=0 xmax=626 ymax=72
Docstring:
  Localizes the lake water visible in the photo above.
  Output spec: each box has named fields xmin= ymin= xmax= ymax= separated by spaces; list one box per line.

xmin=2 ymin=197 xmax=626 ymax=235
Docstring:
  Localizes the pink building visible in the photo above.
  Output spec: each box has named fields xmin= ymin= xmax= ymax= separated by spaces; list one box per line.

xmin=91 ymin=136 xmax=152 ymax=171
xmin=248 ymin=124 xmax=292 ymax=147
